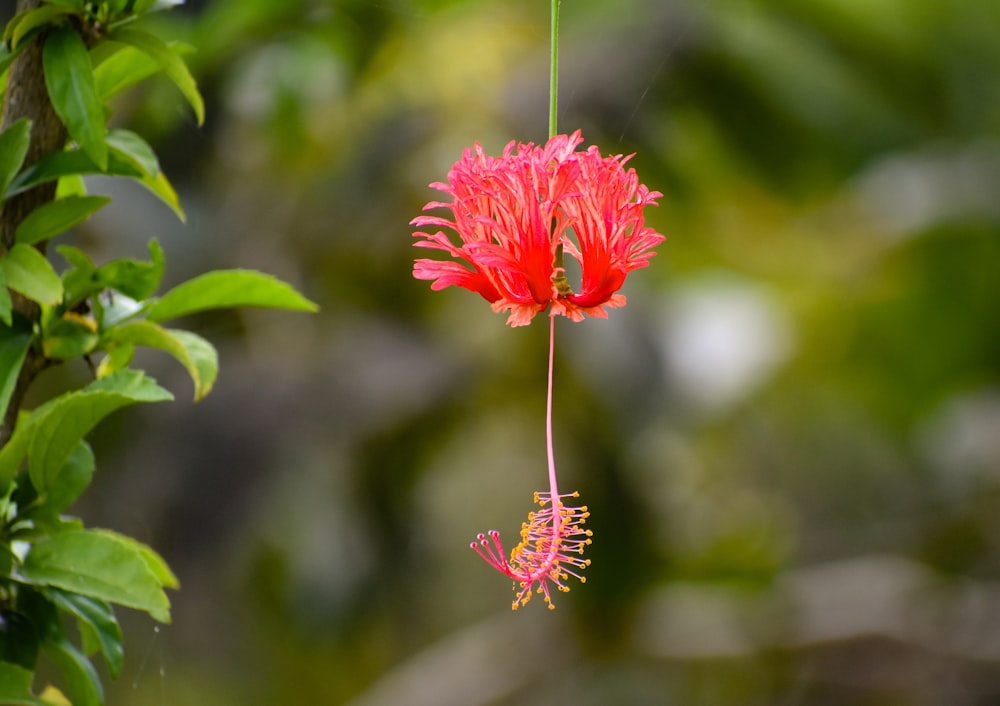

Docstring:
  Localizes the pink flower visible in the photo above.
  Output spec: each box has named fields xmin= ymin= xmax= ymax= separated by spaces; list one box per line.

xmin=412 ymin=131 xmax=665 ymax=326
xmin=472 ymin=492 xmax=592 ymax=610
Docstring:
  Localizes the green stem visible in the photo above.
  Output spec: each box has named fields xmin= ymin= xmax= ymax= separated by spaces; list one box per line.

xmin=549 ymin=0 xmax=560 ymax=138
xmin=549 ymin=0 xmax=565 ymax=282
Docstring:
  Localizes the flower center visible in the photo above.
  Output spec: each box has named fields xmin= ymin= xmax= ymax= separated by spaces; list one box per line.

xmin=552 ymin=242 xmax=575 ymax=297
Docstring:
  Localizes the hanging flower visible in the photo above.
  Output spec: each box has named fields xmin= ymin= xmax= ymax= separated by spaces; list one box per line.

xmin=412 ymin=131 xmax=665 ymax=326
xmin=414 ymin=132 xmax=665 ymax=609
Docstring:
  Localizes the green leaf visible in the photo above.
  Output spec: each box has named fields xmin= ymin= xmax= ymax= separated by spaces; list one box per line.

xmin=25 ymin=370 xmax=172 ymax=496
xmin=169 ymin=329 xmax=218 ymax=400
xmin=0 ymin=322 xmax=32 ymax=425
xmin=43 ymin=26 xmax=107 ymax=170
xmin=8 ymin=5 xmax=76 ymax=51
xmin=0 ymin=661 xmax=39 ymax=706
xmin=120 ymin=533 xmax=177 ymax=590
xmin=105 ymin=322 xmax=217 ymax=400
xmin=14 ymin=195 xmax=111 ymax=246
xmin=88 ymin=363 xmax=174 ymax=397
xmin=1 ymin=244 xmax=64 ymax=306
xmin=140 ymin=168 xmax=184 ymax=221
xmin=95 ymin=239 xmax=165 ymax=300
xmin=20 ymin=528 xmax=174 ymax=623
xmin=0 ymin=118 xmax=31 ymax=199
xmin=57 ymin=245 xmax=95 ymax=273
xmin=94 ymin=44 xmax=158 ymax=99
xmin=0 ymin=369 xmax=170 ymax=494
xmin=94 ymin=41 xmax=193 ymax=101
xmin=105 ymin=128 xmax=158 ymax=175
xmin=43 ymin=635 xmax=103 ymax=706
xmin=41 ymin=314 xmax=98 ymax=361
xmin=57 ymin=245 xmax=98 ymax=310
xmin=6 ymin=148 xmax=141 ymax=198
xmin=55 ymin=172 xmax=86 ymax=198
xmin=146 ymin=270 xmax=318 ymax=322
xmin=106 ymin=130 xmax=185 ymax=221
xmin=33 ymin=441 xmax=94 ymax=515
xmin=109 ymin=28 xmax=204 ymax=125
xmin=94 ymin=341 xmax=133 ymax=378
xmin=0 ymin=413 xmax=31 ymax=490
xmin=47 ymin=590 xmax=123 ymax=680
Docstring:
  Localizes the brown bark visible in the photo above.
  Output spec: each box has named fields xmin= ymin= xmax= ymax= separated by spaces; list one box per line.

xmin=0 ymin=0 xmax=69 ymax=446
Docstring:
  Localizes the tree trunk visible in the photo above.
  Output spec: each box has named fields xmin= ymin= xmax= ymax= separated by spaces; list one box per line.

xmin=0 ymin=0 xmax=69 ymax=446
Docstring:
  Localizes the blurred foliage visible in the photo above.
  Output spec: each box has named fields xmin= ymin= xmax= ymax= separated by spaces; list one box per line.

xmin=10 ymin=0 xmax=997 ymax=703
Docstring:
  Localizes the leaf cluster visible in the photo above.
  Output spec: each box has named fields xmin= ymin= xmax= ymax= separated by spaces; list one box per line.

xmin=0 ymin=2 xmax=316 ymax=703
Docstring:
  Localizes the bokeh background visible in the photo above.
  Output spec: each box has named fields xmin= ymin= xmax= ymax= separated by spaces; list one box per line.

xmin=8 ymin=0 xmax=1000 ymax=703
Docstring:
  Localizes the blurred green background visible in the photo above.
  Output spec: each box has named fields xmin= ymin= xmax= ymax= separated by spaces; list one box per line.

xmin=12 ymin=0 xmax=1000 ymax=703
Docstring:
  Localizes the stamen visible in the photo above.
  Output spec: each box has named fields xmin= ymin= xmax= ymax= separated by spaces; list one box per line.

xmin=471 ymin=492 xmax=592 ymax=610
